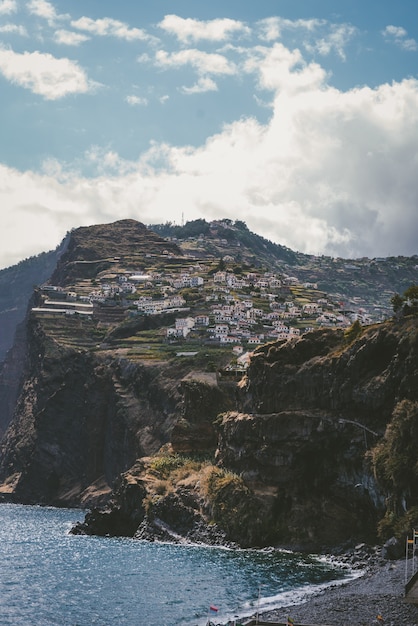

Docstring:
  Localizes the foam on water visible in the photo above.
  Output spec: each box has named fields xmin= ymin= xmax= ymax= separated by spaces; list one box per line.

xmin=0 ymin=504 xmax=352 ymax=626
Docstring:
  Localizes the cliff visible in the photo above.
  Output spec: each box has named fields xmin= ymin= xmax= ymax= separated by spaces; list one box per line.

xmin=0 ymin=220 xmax=229 ymax=507
xmin=72 ymin=316 xmax=418 ymax=551
xmin=0 ymin=240 xmax=68 ymax=362
xmin=215 ymin=319 xmax=418 ymax=548
xmin=0 ymin=310 xmax=230 ymax=507
xmin=49 ymin=219 xmax=182 ymax=286
xmin=1 ymin=218 xmax=417 ymax=551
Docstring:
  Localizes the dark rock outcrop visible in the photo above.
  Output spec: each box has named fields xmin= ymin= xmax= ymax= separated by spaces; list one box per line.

xmin=171 ymin=372 xmax=235 ymax=453
xmin=72 ymin=317 xmax=418 ymax=550
xmin=211 ymin=317 xmax=418 ymax=548
xmin=0 ymin=313 xmax=185 ymax=506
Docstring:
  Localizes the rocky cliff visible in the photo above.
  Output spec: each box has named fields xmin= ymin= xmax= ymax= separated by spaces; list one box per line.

xmin=71 ymin=316 xmax=418 ymax=551
xmin=0 ymin=220 xmax=229 ymax=508
xmin=0 ymin=239 xmax=68 ymax=362
xmin=0 ymin=305 xmax=234 ymax=508
xmin=1 ymin=219 xmax=417 ymax=552
xmin=214 ymin=319 xmax=418 ymax=548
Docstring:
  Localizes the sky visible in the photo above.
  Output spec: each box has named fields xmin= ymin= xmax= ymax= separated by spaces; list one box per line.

xmin=0 ymin=0 xmax=417 ymax=269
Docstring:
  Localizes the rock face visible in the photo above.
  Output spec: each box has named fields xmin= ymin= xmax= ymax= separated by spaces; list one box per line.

xmin=0 ymin=312 xmax=228 ymax=507
xmin=214 ymin=319 xmax=418 ymax=548
xmin=71 ymin=317 xmax=418 ymax=551
xmin=1 ymin=218 xmax=418 ymax=551
xmin=0 ymin=240 xmax=68 ymax=362
xmin=0 ymin=320 xmax=28 ymax=438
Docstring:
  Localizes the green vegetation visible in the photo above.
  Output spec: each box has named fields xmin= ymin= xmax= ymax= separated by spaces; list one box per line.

xmin=149 ymin=454 xmax=197 ymax=479
xmin=391 ymin=284 xmax=418 ymax=316
xmin=344 ymin=319 xmax=363 ymax=344
xmin=370 ymin=399 xmax=418 ymax=539
xmin=203 ymin=467 xmax=268 ymax=544
xmin=150 ymin=218 xmax=299 ymax=265
xmin=150 ymin=218 xmax=210 ymax=240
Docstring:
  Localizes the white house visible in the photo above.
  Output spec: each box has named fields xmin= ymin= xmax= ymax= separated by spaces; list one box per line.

xmin=190 ymin=276 xmax=204 ymax=287
xmin=176 ymin=317 xmax=195 ymax=332
xmin=220 ymin=335 xmax=240 ymax=344
xmin=195 ymin=315 xmax=210 ymax=326
xmin=214 ymin=324 xmax=229 ymax=336
xmin=248 ymin=335 xmax=264 ymax=345
xmin=214 ymin=271 xmax=227 ymax=283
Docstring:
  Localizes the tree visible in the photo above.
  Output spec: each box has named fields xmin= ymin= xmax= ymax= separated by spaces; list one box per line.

xmin=404 ymin=285 xmax=418 ymax=307
xmin=391 ymin=284 xmax=418 ymax=316
xmin=391 ymin=293 xmax=404 ymax=314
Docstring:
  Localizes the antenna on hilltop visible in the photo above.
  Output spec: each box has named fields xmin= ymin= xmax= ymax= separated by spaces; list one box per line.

xmin=181 ymin=212 xmax=184 ymax=227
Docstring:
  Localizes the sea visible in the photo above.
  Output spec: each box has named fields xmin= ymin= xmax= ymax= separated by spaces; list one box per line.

xmin=0 ymin=503 xmax=352 ymax=626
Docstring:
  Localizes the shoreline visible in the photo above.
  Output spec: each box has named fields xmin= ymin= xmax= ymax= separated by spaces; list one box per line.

xmin=239 ymin=557 xmax=418 ymax=626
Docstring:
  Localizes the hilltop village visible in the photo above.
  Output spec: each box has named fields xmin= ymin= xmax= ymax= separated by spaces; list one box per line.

xmin=31 ymin=246 xmax=375 ymax=365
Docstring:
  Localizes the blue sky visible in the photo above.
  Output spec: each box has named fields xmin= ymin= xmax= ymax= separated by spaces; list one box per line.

xmin=0 ymin=0 xmax=417 ymax=269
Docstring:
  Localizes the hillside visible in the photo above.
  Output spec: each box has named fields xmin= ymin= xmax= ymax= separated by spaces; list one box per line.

xmin=0 ymin=218 xmax=417 ymax=551
xmin=0 ymin=238 xmax=68 ymax=361
xmin=0 ymin=218 xmax=416 ymax=366
xmin=151 ymin=218 xmax=418 ymax=320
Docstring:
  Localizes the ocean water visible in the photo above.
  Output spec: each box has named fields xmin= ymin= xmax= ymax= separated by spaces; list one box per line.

xmin=0 ymin=503 xmax=349 ymax=626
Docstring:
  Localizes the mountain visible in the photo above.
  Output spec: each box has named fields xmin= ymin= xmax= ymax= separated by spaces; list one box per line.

xmin=149 ymin=218 xmax=418 ymax=320
xmin=0 ymin=217 xmax=416 ymax=356
xmin=0 ymin=238 xmax=68 ymax=362
xmin=0 ymin=218 xmax=417 ymax=550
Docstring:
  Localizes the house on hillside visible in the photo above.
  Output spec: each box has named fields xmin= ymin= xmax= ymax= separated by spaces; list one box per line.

xmin=248 ymin=334 xmax=265 ymax=345
xmin=214 ymin=324 xmax=229 ymax=338
xmin=194 ymin=315 xmax=210 ymax=326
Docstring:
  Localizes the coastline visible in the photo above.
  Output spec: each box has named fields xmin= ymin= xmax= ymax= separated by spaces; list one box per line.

xmin=240 ymin=558 xmax=418 ymax=626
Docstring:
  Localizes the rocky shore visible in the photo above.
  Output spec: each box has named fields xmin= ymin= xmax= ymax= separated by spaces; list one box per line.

xmin=238 ymin=546 xmax=418 ymax=626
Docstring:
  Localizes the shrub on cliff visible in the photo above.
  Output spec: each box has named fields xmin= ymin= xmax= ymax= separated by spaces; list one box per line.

xmin=391 ymin=284 xmax=418 ymax=317
xmin=370 ymin=399 xmax=418 ymax=539
xmin=344 ymin=319 xmax=363 ymax=344
xmin=204 ymin=467 xmax=272 ymax=546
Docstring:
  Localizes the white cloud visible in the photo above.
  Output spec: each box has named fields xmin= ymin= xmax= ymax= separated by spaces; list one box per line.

xmin=83 ymin=146 xmax=136 ymax=176
xmin=1 ymin=43 xmax=418 ymax=268
xmin=154 ymin=49 xmax=237 ymax=76
xmin=54 ymin=29 xmax=90 ymax=46
xmin=27 ymin=0 xmax=68 ymax=24
xmin=159 ymin=14 xmax=250 ymax=43
xmin=257 ymin=17 xmax=281 ymax=41
xmin=71 ymin=16 xmax=157 ymax=43
xmin=244 ymin=43 xmax=327 ymax=94
xmin=383 ymin=24 xmax=418 ymax=51
xmin=137 ymin=52 xmax=150 ymax=63
xmin=307 ymin=24 xmax=357 ymax=60
xmin=257 ymin=17 xmax=324 ymax=41
xmin=257 ymin=17 xmax=356 ymax=60
xmin=402 ymin=39 xmax=418 ymax=51
xmin=180 ymin=77 xmax=218 ymax=94
xmin=126 ymin=94 xmax=148 ymax=106
xmin=0 ymin=47 xmax=95 ymax=99
xmin=0 ymin=165 xmax=81 ymax=268
xmin=383 ymin=25 xmax=407 ymax=39
xmin=0 ymin=0 xmax=17 ymax=15
xmin=0 ymin=23 xmax=27 ymax=35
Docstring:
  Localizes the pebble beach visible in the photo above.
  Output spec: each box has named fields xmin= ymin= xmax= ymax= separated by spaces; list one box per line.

xmin=248 ymin=558 xmax=418 ymax=626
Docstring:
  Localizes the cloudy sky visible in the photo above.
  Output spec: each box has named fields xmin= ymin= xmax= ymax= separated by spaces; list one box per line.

xmin=0 ymin=0 xmax=417 ymax=269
